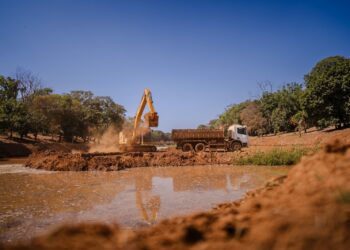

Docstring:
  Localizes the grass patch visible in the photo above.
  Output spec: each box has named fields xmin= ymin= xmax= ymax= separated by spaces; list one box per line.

xmin=234 ymin=147 xmax=314 ymax=166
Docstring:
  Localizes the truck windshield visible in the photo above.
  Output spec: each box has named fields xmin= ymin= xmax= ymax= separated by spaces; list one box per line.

xmin=237 ymin=127 xmax=247 ymax=135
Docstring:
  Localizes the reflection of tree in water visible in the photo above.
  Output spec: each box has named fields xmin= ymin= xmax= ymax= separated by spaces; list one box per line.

xmin=134 ymin=174 xmax=160 ymax=224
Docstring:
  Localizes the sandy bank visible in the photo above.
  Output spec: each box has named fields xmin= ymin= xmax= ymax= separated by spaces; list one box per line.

xmin=25 ymin=150 xmax=235 ymax=171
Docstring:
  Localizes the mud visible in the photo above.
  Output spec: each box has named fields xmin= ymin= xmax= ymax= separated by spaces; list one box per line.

xmin=3 ymin=139 xmax=350 ymax=250
xmin=25 ymin=150 xmax=235 ymax=171
xmin=0 ymin=165 xmax=287 ymax=242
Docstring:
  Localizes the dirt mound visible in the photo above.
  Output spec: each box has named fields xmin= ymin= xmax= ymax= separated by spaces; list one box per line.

xmin=4 ymin=140 xmax=350 ymax=250
xmin=25 ymin=150 xmax=234 ymax=171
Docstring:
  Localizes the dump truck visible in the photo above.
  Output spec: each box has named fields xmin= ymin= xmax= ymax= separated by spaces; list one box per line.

xmin=172 ymin=124 xmax=248 ymax=152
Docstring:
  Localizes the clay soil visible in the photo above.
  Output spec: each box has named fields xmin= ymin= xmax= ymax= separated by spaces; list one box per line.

xmin=249 ymin=127 xmax=350 ymax=149
xmin=3 ymin=140 xmax=350 ymax=250
xmin=23 ymin=128 xmax=350 ymax=171
xmin=25 ymin=150 xmax=235 ymax=171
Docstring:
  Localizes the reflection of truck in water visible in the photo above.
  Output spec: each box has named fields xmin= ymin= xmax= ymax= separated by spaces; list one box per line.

xmin=171 ymin=124 xmax=249 ymax=152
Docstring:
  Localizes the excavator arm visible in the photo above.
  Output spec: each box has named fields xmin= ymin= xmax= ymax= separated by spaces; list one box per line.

xmin=132 ymin=88 xmax=159 ymax=141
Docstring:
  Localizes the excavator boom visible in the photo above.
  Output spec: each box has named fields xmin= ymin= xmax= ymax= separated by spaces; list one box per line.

xmin=132 ymin=88 xmax=159 ymax=140
xmin=119 ymin=88 xmax=159 ymax=152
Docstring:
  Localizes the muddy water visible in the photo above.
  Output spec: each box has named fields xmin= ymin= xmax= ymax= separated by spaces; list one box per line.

xmin=0 ymin=164 xmax=289 ymax=243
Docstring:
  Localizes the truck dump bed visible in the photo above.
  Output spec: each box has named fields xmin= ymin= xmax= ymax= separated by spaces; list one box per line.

xmin=172 ymin=129 xmax=224 ymax=140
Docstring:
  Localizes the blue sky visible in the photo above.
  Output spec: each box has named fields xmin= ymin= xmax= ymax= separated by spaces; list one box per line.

xmin=1 ymin=0 xmax=349 ymax=132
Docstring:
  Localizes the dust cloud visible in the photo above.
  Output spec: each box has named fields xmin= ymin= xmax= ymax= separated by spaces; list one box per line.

xmin=88 ymin=126 xmax=120 ymax=153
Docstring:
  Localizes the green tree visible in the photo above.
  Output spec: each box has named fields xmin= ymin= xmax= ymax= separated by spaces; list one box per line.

xmin=31 ymin=91 xmax=126 ymax=142
xmin=0 ymin=76 xmax=21 ymax=137
xmin=271 ymin=107 xmax=288 ymax=133
xmin=304 ymin=56 xmax=350 ymax=128
xmin=197 ymin=124 xmax=209 ymax=129
xmin=69 ymin=91 xmax=126 ymax=140
xmin=260 ymin=83 xmax=304 ymax=133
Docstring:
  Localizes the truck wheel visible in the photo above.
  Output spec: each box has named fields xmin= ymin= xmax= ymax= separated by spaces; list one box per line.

xmin=231 ymin=142 xmax=242 ymax=151
xmin=195 ymin=143 xmax=205 ymax=152
xmin=182 ymin=143 xmax=193 ymax=152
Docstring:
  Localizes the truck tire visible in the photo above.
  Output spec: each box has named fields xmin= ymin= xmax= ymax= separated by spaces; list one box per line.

xmin=182 ymin=143 xmax=193 ymax=152
xmin=195 ymin=143 xmax=206 ymax=152
xmin=231 ymin=141 xmax=242 ymax=151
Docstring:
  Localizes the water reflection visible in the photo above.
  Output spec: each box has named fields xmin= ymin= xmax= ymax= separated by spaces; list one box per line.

xmin=0 ymin=165 xmax=288 ymax=243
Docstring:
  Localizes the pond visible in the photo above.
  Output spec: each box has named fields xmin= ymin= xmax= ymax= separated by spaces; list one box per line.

xmin=0 ymin=163 xmax=289 ymax=243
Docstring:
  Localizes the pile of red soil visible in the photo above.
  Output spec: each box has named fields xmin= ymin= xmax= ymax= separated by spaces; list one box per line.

xmin=25 ymin=150 xmax=234 ymax=171
xmin=4 ymin=140 xmax=350 ymax=250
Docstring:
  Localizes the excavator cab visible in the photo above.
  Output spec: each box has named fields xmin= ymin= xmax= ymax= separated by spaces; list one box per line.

xmin=144 ymin=112 xmax=159 ymax=127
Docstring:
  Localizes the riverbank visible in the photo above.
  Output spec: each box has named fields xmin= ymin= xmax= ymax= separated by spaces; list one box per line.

xmin=3 ymin=139 xmax=350 ymax=250
xmin=21 ymin=128 xmax=350 ymax=170
xmin=2 ymin=127 xmax=350 ymax=159
xmin=0 ymin=135 xmax=88 ymax=158
xmin=25 ymin=150 xmax=235 ymax=171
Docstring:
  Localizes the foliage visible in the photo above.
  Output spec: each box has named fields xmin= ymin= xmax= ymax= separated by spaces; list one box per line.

xmin=30 ymin=92 xmax=126 ymax=141
xmin=211 ymin=101 xmax=251 ymax=129
xmin=197 ymin=124 xmax=209 ymax=129
xmin=234 ymin=147 xmax=312 ymax=166
xmin=260 ymin=83 xmax=304 ymax=133
xmin=0 ymin=72 xmax=126 ymax=142
xmin=210 ymin=83 xmax=305 ymax=135
xmin=239 ymin=101 xmax=267 ymax=135
xmin=304 ymin=56 xmax=350 ymax=128
xmin=207 ymin=57 xmax=350 ymax=135
xmin=0 ymin=76 xmax=22 ymax=137
xmin=144 ymin=130 xmax=172 ymax=142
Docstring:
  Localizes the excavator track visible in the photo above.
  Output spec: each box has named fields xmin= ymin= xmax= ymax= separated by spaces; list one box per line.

xmin=119 ymin=144 xmax=157 ymax=152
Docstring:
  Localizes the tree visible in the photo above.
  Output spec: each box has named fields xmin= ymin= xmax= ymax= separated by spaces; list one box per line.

xmin=14 ymin=68 xmax=43 ymax=102
xmin=144 ymin=130 xmax=171 ymax=142
xmin=197 ymin=124 xmax=209 ymax=129
xmin=0 ymin=76 xmax=21 ymax=137
xmin=214 ymin=101 xmax=251 ymax=129
xmin=240 ymin=102 xmax=267 ymax=135
xmin=69 ymin=91 xmax=126 ymax=140
xmin=271 ymin=107 xmax=288 ymax=134
xmin=260 ymin=83 xmax=304 ymax=133
xmin=259 ymin=91 xmax=279 ymax=133
xmin=304 ymin=56 xmax=350 ymax=128
xmin=30 ymin=91 xmax=126 ymax=142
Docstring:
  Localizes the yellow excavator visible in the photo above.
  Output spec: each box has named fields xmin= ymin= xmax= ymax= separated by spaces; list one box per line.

xmin=119 ymin=88 xmax=159 ymax=152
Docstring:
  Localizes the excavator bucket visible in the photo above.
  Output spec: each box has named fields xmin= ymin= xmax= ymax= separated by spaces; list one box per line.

xmin=144 ymin=112 xmax=159 ymax=127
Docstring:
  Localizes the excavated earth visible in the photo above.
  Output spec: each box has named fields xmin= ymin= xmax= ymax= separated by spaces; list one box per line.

xmin=25 ymin=150 xmax=235 ymax=171
xmin=3 ymin=139 xmax=350 ymax=250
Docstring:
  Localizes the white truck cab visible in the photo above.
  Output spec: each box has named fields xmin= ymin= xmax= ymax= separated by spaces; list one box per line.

xmin=227 ymin=124 xmax=249 ymax=147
